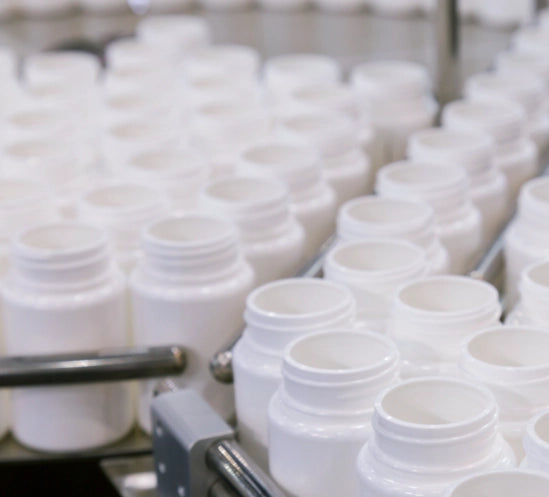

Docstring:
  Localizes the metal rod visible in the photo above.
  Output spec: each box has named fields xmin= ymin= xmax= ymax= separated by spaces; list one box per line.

xmin=0 ymin=345 xmax=186 ymax=387
xmin=207 ymin=440 xmax=288 ymax=497
xmin=210 ymin=235 xmax=338 ymax=384
xmin=435 ymin=0 xmax=460 ymax=108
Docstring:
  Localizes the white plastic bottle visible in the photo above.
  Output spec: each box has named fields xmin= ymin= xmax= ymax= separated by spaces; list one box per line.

xmin=314 ymin=0 xmax=363 ymax=12
xmin=523 ymin=410 xmax=549 ymax=472
xmin=390 ymin=275 xmax=501 ymax=378
xmin=377 ymin=161 xmax=483 ymax=274
xmin=443 ymin=99 xmax=538 ymax=202
xmin=323 ymin=239 xmax=427 ymax=332
xmin=199 ymin=175 xmax=305 ymax=286
xmin=198 ymin=0 xmax=252 ymax=9
xmin=495 ymin=51 xmax=549 ymax=97
xmin=464 ymin=71 xmax=549 ymax=151
xmin=232 ymin=278 xmax=356 ymax=470
xmin=136 ymin=16 xmax=211 ymax=59
xmin=505 ymin=177 xmax=549 ymax=307
xmin=179 ymin=44 xmax=260 ymax=83
xmin=126 ymin=148 xmax=210 ymax=213
xmin=507 ymin=259 xmax=549 ymax=327
xmin=366 ymin=0 xmax=422 ymax=16
xmin=258 ymin=0 xmax=309 ymax=9
xmin=337 ymin=196 xmax=450 ymax=275
xmin=3 ymin=223 xmax=132 ymax=452
xmin=408 ymin=128 xmax=508 ymax=247
xmin=351 ymin=60 xmax=437 ymax=166
xmin=105 ymin=38 xmax=171 ymax=75
xmin=460 ymin=326 xmax=549 ymax=459
xmin=264 ymin=54 xmax=341 ymax=103
xmin=269 ymin=330 xmax=400 ymax=497
xmin=277 ymin=111 xmax=372 ymax=206
xmin=0 ymin=179 xmax=58 ymax=276
xmin=444 ymin=470 xmax=549 ymax=497
xmin=277 ymin=82 xmax=380 ymax=173
xmin=357 ymin=378 xmax=516 ymax=497
xmin=1 ymin=140 xmax=90 ymax=219
xmin=78 ymin=183 xmax=167 ymax=273
xmin=131 ymin=215 xmax=255 ymax=432
xmin=190 ymin=102 xmax=271 ymax=177
xmin=511 ymin=26 xmax=549 ymax=57
xmin=238 ymin=140 xmax=337 ymax=261
xmin=476 ymin=0 xmax=535 ymax=28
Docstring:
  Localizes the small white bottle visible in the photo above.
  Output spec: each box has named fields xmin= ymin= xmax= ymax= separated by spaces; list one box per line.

xmin=238 ymin=140 xmax=337 ymax=261
xmin=101 ymin=118 xmax=181 ymax=175
xmin=105 ymin=38 xmax=171 ymax=74
xmin=190 ymin=101 xmax=271 ymax=177
xmin=523 ymin=410 xmax=549 ymax=472
xmin=264 ymin=54 xmax=341 ymax=103
xmin=314 ymin=0 xmax=363 ymax=12
xmin=198 ymin=0 xmax=252 ymax=9
xmin=351 ymin=60 xmax=438 ymax=166
xmin=390 ymin=275 xmax=501 ymax=378
xmin=1 ymin=140 xmax=89 ymax=219
xmin=126 ymin=148 xmax=210 ymax=213
xmin=505 ymin=177 xmax=549 ymax=307
xmin=460 ymin=326 xmax=549 ymax=460
xmin=357 ymin=378 xmax=516 ymax=497
xmin=19 ymin=0 xmax=76 ymax=17
xmin=476 ymin=0 xmax=535 ymax=28
xmin=233 ymin=278 xmax=356 ymax=470
xmin=0 ymin=179 xmax=58 ymax=276
xmin=444 ymin=471 xmax=549 ymax=497
xmin=377 ymin=161 xmax=483 ymax=274
xmin=277 ymin=111 xmax=372 ymax=206
xmin=507 ymin=259 xmax=549 ymax=327
xmin=180 ymin=44 xmax=260 ymax=83
xmin=136 ymin=15 xmax=211 ymax=59
xmin=408 ymin=128 xmax=509 ymax=248
xmin=323 ymin=239 xmax=427 ymax=332
xmin=199 ymin=175 xmax=305 ymax=286
xmin=495 ymin=51 xmax=549 ymax=96
xmin=464 ymin=71 xmax=549 ymax=152
xmin=257 ymin=0 xmax=309 ymax=10
xmin=78 ymin=183 xmax=167 ymax=274
xmin=131 ymin=215 xmax=255 ymax=432
xmin=337 ymin=196 xmax=450 ymax=275
xmin=443 ymin=99 xmax=538 ymax=202
xmin=269 ymin=330 xmax=400 ymax=497
xmin=366 ymin=0 xmax=422 ymax=16
xmin=3 ymin=223 xmax=132 ymax=452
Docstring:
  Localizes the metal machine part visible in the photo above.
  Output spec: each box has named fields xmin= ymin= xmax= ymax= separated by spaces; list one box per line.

xmin=0 ymin=345 xmax=186 ymax=387
xmin=151 ymin=389 xmax=288 ymax=497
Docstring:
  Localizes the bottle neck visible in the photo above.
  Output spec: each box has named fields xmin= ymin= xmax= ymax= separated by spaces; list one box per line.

xmin=279 ymin=331 xmax=399 ymax=416
xmin=244 ymin=279 xmax=356 ymax=354
xmin=141 ymin=215 xmax=243 ymax=284
xmin=371 ymin=378 xmax=500 ymax=469
xmin=11 ymin=224 xmax=112 ymax=293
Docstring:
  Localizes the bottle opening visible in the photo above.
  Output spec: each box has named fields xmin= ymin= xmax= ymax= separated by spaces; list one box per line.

xmin=345 ymin=197 xmax=430 ymax=226
xmin=250 ymin=279 xmax=350 ymax=317
xmin=467 ymin=328 xmax=549 ymax=369
xmin=380 ymin=162 xmax=464 ymax=189
xmin=5 ymin=140 xmax=60 ymax=159
xmin=85 ymin=185 xmax=159 ymax=210
xmin=331 ymin=240 xmax=423 ymax=273
xmin=146 ymin=216 xmax=234 ymax=246
xmin=527 ymin=178 xmax=549 ymax=206
xmin=19 ymin=224 xmax=103 ymax=253
xmin=111 ymin=121 xmax=163 ymax=140
xmin=412 ymin=128 xmax=488 ymax=151
xmin=7 ymin=110 xmax=64 ymax=128
xmin=131 ymin=149 xmax=204 ymax=175
xmin=205 ymin=177 xmax=285 ymax=204
xmin=526 ymin=261 xmax=549 ymax=288
xmin=288 ymin=331 xmax=394 ymax=372
xmin=380 ymin=379 xmax=491 ymax=426
xmin=268 ymin=54 xmax=338 ymax=76
xmin=449 ymin=471 xmax=549 ymax=497
xmin=244 ymin=143 xmax=315 ymax=169
xmin=398 ymin=277 xmax=497 ymax=314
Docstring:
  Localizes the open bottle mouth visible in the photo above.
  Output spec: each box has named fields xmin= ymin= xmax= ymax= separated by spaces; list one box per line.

xmin=447 ymin=470 xmax=549 ymax=497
